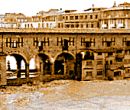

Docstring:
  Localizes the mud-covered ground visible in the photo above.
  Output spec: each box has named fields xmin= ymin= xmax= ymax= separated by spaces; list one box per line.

xmin=1 ymin=80 xmax=130 ymax=110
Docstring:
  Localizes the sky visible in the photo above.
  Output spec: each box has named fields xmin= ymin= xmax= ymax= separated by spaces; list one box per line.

xmin=0 ymin=0 xmax=129 ymax=16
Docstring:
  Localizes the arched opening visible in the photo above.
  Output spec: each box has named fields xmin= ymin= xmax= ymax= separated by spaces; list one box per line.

xmin=29 ymin=57 xmax=37 ymax=78
xmin=54 ymin=52 xmax=75 ymax=78
xmin=29 ymin=58 xmax=36 ymax=70
xmin=38 ymin=53 xmax=51 ymax=75
xmin=6 ymin=54 xmax=27 ymax=79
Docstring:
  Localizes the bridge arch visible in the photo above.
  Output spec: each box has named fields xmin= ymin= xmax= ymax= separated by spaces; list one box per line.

xmin=35 ymin=53 xmax=53 ymax=76
xmin=6 ymin=53 xmax=29 ymax=79
xmin=54 ymin=51 xmax=75 ymax=61
xmin=54 ymin=52 xmax=75 ymax=78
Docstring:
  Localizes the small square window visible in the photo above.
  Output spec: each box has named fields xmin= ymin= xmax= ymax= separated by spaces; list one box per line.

xmin=90 ymin=15 xmax=93 ymax=19
xmin=98 ymin=52 xmax=102 ymax=55
xmin=86 ymin=71 xmax=92 ymax=77
xmin=97 ymin=71 xmax=102 ymax=75
xmin=97 ymin=60 xmax=103 ymax=65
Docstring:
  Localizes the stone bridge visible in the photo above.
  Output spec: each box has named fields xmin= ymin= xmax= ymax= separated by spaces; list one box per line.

xmin=0 ymin=28 xmax=130 ymax=86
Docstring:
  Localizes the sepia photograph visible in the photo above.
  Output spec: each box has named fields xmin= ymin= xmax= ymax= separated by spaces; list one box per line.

xmin=0 ymin=0 xmax=130 ymax=109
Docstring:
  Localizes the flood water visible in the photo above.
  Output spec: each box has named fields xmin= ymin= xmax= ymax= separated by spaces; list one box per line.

xmin=1 ymin=80 xmax=130 ymax=110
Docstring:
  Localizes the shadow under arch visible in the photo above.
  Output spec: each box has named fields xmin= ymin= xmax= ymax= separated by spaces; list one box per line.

xmin=54 ymin=52 xmax=75 ymax=79
xmin=37 ymin=53 xmax=52 ymax=75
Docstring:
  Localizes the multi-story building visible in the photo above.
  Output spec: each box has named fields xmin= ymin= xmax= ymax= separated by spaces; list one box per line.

xmin=56 ymin=7 xmax=104 ymax=29
xmin=100 ymin=2 xmax=130 ymax=29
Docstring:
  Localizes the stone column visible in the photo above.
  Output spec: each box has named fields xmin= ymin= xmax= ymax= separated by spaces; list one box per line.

xmin=108 ymin=19 xmax=111 ymax=29
xmin=51 ymin=63 xmax=54 ymax=75
xmin=25 ymin=63 xmax=29 ymax=82
xmin=116 ymin=19 xmax=119 ymax=28
xmin=40 ymin=61 xmax=43 ymax=81
xmin=125 ymin=19 xmax=128 ymax=29
xmin=64 ymin=60 xmax=67 ymax=75
xmin=93 ymin=53 xmax=97 ymax=79
xmin=17 ymin=60 xmax=22 ymax=78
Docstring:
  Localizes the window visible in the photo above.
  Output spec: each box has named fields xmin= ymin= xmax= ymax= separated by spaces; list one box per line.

xmin=58 ymin=23 xmax=60 ymax=28
xmin=81 ymin=24 xmax=83 ymax=28
xmin=86 ymin=24 xmax=88 ymax=28
xmin=70 ymin=16 xmax=74 ymax=20
xmin=57 ymin=37 xmax=62 ymax=46
xmin=76 ymin=24 xmax=79 ymax=28
xmin=98 ymin=52 xmax=102 ymax=55
xmin=86 ymin=61 xmax=92 ymax=66
xmin=106 ymin=42 xmax=111 ymax=47
xmin=126 ymin=41 xmax=130 ymax=46
xmin=97 ymin=60 xmax=103 ymax=65
xmin=110 ymin=60 xmax=113 ymax=64
xmin=97 ymin=22 xmax=99 ymax=28
xmin=33 ymin=37 xmax=49 ymax=48
xmin=125 ymin=50 xmax=128 ymax=54
xmin=108 ymin=52 xmax=113 ymax=56
xmin=6 ymin=37 xmax=23 ymax=48
xmin=69 ymin=37 xmax=75 ymax=46
xmin=91 ymin=24 xmax=94 ymax=28
xmin=95 ymin=15 xmax=98 ymax=19
xmin=116 ymin=50 xmax=122 ymax=53
xmin=66 ymin=16 xmax=68 ymax=20
xmin=85 ymin=15 xmax=87 ymax=19
xmin=75 ymin=16 xmax=78 ymax=20
xmin=86 ymin=71 xmax=92 ymax=77
xmin=97 ymin=71 xmax=102 ymax=75
xmin=71 ymin=24 xmax=74 ymax=28
xmin=116 ymin=58 xmax=122 ymax=62
xmin=86 ymin=42 xmax=91 ymax=47
xmin=114 ymin=72 xmax=121 ymax=77
xmin=80 ymin=15 xmax=83 ymax=19
xmin=66 ymin=24 xmax=69 ymax=28
xmin=62 ymin=39 xmax=69 ymax=51
xmin=90 ymin=15 xmax=93 ymax=19
xmin=125 ymin=68 xmax=130 ymax=73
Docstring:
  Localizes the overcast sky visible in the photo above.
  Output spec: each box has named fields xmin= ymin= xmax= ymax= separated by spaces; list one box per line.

xmin=0 ymin=0 xmax=129 ymax=16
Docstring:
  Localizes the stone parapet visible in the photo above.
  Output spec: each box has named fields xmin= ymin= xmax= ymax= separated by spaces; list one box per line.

xmin=0 ymin=28 xmax=130 ymax=34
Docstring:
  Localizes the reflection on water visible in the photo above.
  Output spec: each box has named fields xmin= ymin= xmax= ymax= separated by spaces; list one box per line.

xmin=2 ymin=80 xmax=130 ymax=110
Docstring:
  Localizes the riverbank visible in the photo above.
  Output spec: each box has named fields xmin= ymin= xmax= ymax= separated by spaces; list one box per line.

xmin=1 ymin=79 xmax=130 ymax=110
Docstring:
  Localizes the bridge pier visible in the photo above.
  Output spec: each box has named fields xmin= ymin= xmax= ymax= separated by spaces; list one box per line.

xmin=51 ymin=63 xmax=54 ymax=75
xmin=0 ymin=54 xmax=6 ymax=86
xmin=63 ymin=60 xmax=67 ymax=75
xmin=25 ymin=63 xmax=29 ymax=82
xmin=16 ymin=59 xmax=22 ymax=78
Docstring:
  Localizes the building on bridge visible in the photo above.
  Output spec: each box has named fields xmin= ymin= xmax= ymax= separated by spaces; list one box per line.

xmin=0 ymin=28 xmax=129 ymax=85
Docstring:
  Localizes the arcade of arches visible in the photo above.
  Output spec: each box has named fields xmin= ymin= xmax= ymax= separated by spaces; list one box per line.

xmin=5 ymin=52 xmax=75 ymax=82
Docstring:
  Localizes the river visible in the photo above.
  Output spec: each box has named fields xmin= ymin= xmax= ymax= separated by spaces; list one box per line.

xmin=1 ymin=80 xmax=130 ymax=110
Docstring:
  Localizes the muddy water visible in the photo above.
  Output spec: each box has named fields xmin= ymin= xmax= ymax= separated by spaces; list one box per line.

xmin=1 ymin=80 xmax=130 ymax=110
